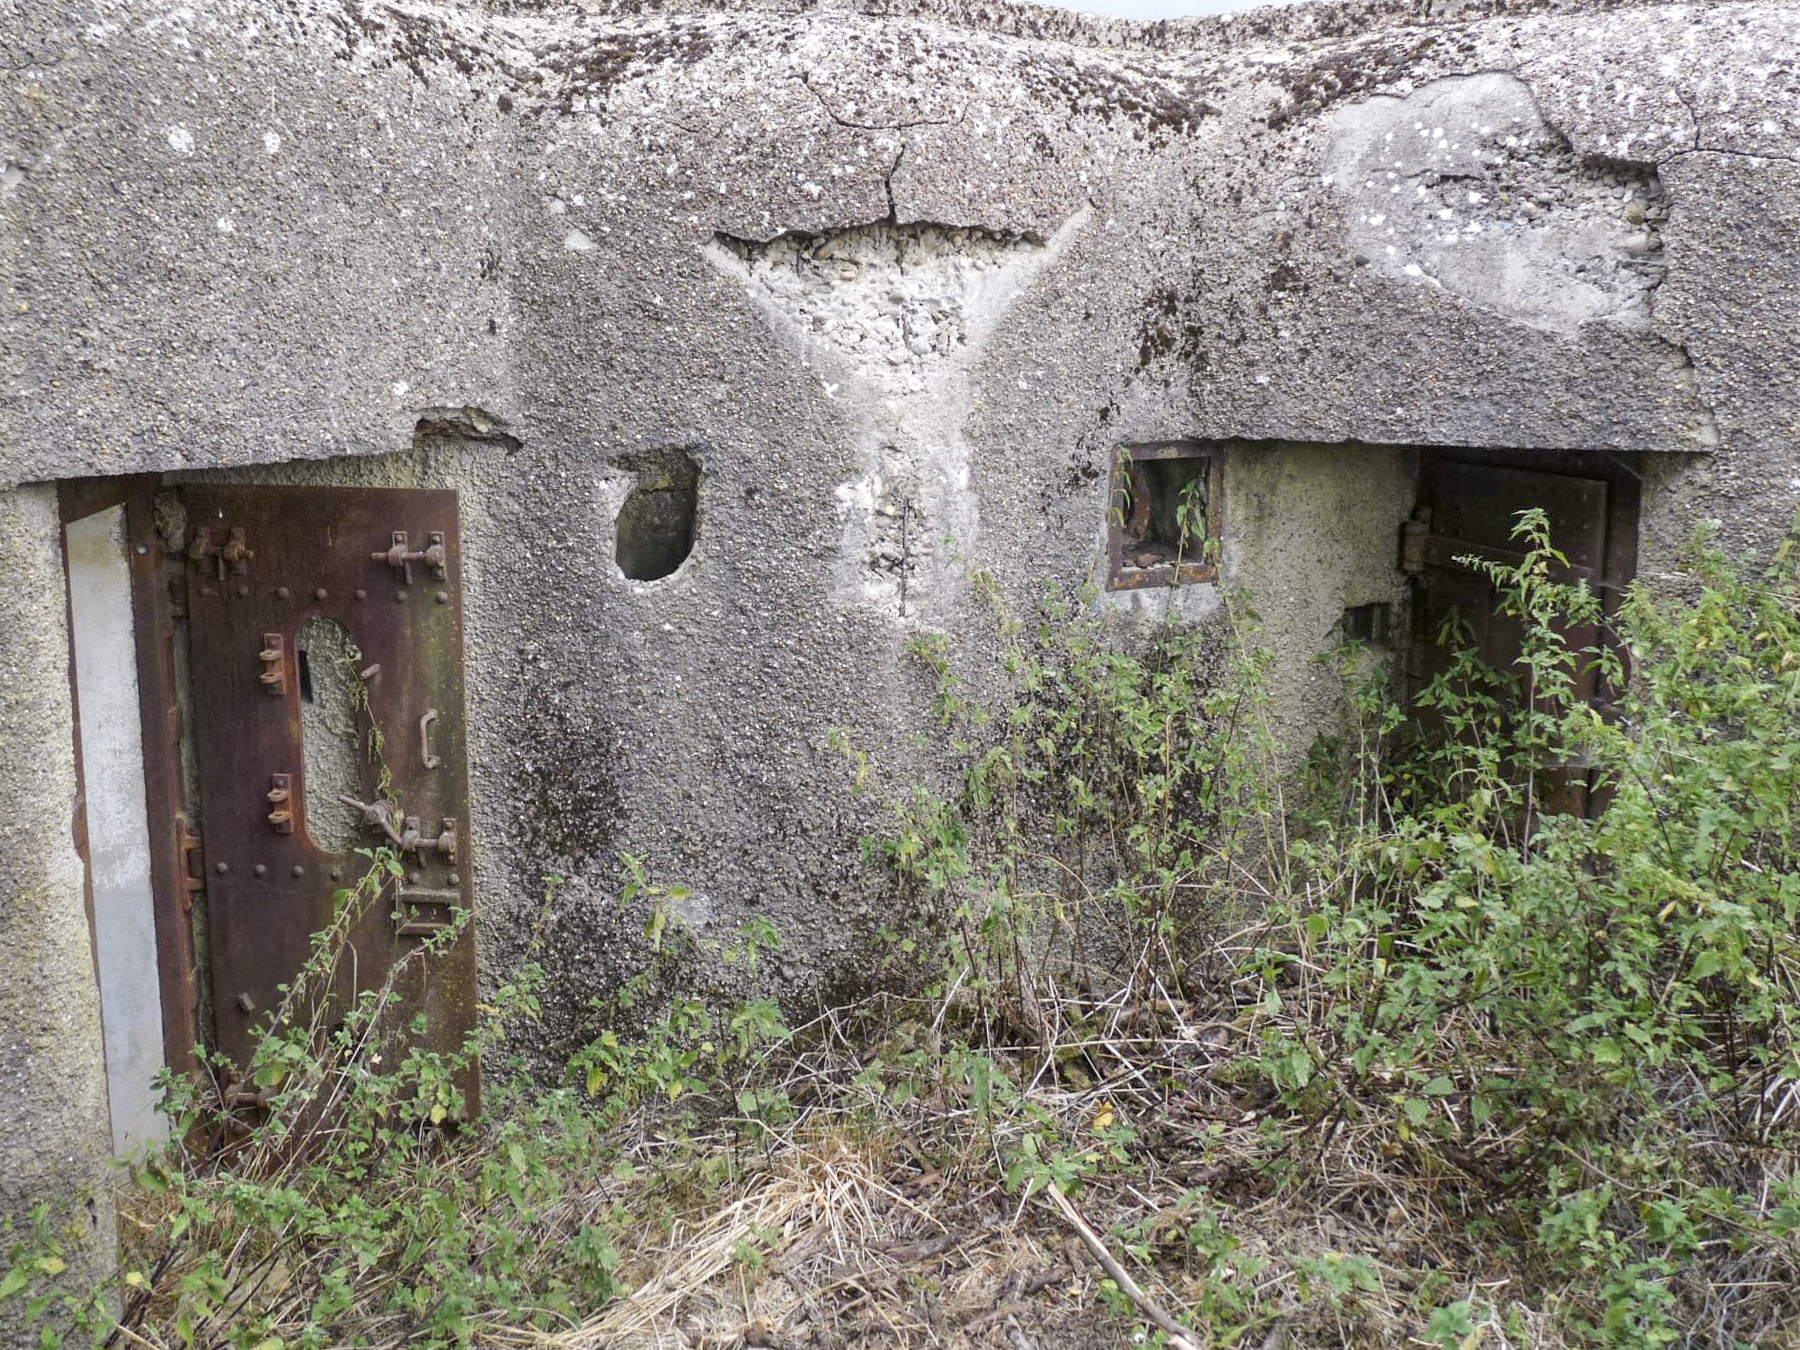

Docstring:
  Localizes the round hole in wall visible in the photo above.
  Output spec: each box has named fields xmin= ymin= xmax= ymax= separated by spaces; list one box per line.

xmin=615 ymin=449 xmax=699 ymax=582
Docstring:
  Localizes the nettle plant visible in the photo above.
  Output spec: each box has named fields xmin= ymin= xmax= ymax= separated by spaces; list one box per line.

xmin=847 ymin=512 xmax=1800 ymax=1347
xmin=4 ymin=851 xmax=794 ymax=1350
xmin=1243 ymin=511 xmax=1800 ymax=1346
xmin=861 ymin=576 xmax=1282 ymax=1044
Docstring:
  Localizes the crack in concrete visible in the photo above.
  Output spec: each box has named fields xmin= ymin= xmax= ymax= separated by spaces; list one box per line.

xmin=1663 ymin=85 xmax=1800 ymax=166
xmin=795 ymin=69 xmax=966 ymax=132
xmin=883 ymin=145 xmax=904 ymax=224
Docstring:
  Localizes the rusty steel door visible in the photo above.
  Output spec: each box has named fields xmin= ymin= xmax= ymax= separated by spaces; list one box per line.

xmin=1407 ymin=451 xmax=1639 ymax=818
xmin=180 ymin=486 xmax=476 ymax=1102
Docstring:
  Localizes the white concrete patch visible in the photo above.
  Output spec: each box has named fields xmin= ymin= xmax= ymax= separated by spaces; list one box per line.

xmin=708 ymin=210 xmax=1089 ymax=620
xmin=1326 ymin=74 xmax=1666 ymax=338
xmin=65 ymin=506 xmax=168 ymax=1157
xmin=166 ymin=125 xmax=194 ymax=155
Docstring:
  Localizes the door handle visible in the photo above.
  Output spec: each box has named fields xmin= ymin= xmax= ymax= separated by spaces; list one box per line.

xmin=419 ymin=708 xmax=442 ymax=770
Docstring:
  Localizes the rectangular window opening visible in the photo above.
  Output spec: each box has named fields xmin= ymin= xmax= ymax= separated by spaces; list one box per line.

xmin=1106 ymin=442 xmax=1223 ymax=590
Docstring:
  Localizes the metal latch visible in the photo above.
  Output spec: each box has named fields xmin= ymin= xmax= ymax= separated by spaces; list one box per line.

xmin=371 ymin=530 xmax=448 ymax=585
xmin=338 ymin=798 xmax=457 ymax=864
xmin=339 ymin=794 xmax=401 ymax=842
xmin=188 ymin=525 xmax=254 ymax=581
xmin=395 ymin=814 xmax=457 ymax=864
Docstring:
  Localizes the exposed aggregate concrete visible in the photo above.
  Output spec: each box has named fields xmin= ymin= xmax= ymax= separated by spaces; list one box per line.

xmin=5 ymin=0 xmax=1800 ymax=1274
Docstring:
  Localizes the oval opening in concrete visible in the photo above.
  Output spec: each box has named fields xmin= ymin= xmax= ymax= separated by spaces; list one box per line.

xmin=615 ymin=449 xmax=699 ymax=582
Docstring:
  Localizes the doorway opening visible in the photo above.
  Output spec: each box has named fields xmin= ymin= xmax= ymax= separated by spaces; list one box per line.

xmin=59 ymin=479 xmax=481 ymax=1148
xmin=1403 ymin=447 xmax=1642 ymax=818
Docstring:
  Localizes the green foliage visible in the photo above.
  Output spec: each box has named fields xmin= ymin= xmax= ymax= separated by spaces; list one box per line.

xmin=842 ymin=512 xmax=1800 ymax=1347
xmin=1239 ymin=512 xmax=1800 ymax=1347
xmin=14 ymin=509 xmax=1800 ymax=1350
xmin=5 ymin=856 xmax=793 ymax=1349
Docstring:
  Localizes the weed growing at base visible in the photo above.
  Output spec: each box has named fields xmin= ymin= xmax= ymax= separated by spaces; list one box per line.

xmin=8 ymin=514 xmax=1800 ymax=1349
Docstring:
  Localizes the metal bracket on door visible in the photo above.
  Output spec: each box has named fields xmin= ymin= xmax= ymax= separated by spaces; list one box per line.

xmin=258 ymin=633 xmax=286 ymax=696
xmin=371 ymin=530 xmax=448 ymax=586
xmin=188 ymin=526 xmax=255 ymax=582
xmin=266 ymin=774 xmax=294 ymax=834
xmin=396 ymin=887 xmax=461 ymax=937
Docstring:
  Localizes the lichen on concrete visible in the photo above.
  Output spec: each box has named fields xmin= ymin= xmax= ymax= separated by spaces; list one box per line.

xmin=1327 ymin=73 xmax=1669 ymax=338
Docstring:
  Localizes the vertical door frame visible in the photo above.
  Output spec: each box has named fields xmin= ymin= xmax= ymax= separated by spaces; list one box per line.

xmin=58 ymin=475 xmax=202 ymax=1101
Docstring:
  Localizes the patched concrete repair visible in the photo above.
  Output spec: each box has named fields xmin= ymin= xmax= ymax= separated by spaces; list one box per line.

xmin=711 ymin=212 xmax=1087 ymax=617
xmin=6 ymin=0 xmax=1800 ymax=1302
xmin=1327 ymin=74 xmax=1669 ymax=339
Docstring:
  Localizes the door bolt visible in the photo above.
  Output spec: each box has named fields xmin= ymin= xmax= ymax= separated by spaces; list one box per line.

xmin=236 ymin=993 xmax=255 ymax=1014
xmin=314 ymin=587 xmax=328 ymax=601
xmin=275 ymin=586 xmax=290 ymax=600
xmin=372 ymin=529 xmax=448 ymax=585
xmin=435 ymin=818 xmax=458 ymax=865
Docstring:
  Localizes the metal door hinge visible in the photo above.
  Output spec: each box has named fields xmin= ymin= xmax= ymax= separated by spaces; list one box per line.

xmin=176 ymin=815 xmax=205 ymax=912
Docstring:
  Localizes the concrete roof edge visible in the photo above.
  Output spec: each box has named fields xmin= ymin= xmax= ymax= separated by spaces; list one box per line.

xmin=481 ymin=0 xmax=1732 ymax=55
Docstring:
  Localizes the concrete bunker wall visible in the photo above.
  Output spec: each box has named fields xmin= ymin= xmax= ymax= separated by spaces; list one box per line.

xmin=6 ymin=0 xmax=1800 ymax=1313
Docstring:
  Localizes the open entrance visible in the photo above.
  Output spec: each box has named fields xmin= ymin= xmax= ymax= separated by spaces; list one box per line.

xmin=60 ymin=480 xmax=480 ymax=1146
xmin=1403 ymin=448 xmax=1641 ymax=818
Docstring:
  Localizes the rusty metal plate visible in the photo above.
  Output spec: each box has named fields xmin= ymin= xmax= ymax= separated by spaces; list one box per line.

xmin=179 ymin=486 xmax=477 ymax=1107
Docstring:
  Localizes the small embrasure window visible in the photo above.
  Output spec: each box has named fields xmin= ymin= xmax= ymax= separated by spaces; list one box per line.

xmin=1106 ymin=443 xmax=1222 ymax=590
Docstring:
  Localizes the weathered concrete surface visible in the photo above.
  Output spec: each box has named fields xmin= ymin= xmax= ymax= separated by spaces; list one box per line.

xmin=7 ymin=0 xmax=1800 ymax=1256
xmin=0 ymin=486 xmax=114 ymax=1335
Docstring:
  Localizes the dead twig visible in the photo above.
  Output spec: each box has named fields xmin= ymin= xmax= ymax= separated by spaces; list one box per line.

xmin=1043 ymin=1184 xmax=1201 ymax=1350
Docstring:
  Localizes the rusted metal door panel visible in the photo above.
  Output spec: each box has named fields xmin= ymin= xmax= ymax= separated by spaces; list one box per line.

xmin=1410 ymin=453 xmax=1638 ymax=820
xmin=180 ymin=486 xmax=476 ymax=1104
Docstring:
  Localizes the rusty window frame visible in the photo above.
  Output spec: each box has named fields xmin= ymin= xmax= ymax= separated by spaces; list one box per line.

xmin=1105 ymin=441 xmax=1225 ymax=591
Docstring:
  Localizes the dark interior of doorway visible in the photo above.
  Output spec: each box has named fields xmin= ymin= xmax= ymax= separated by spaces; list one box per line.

xmin=1406 ymin=447 xmax=1642 ymax=819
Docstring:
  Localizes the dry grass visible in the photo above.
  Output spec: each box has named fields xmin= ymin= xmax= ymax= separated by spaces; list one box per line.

xmin=101 ymin=951 xmax=1795 ymax=1350
xmin=451 ymin=988 xmax=1578 ymax=1350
